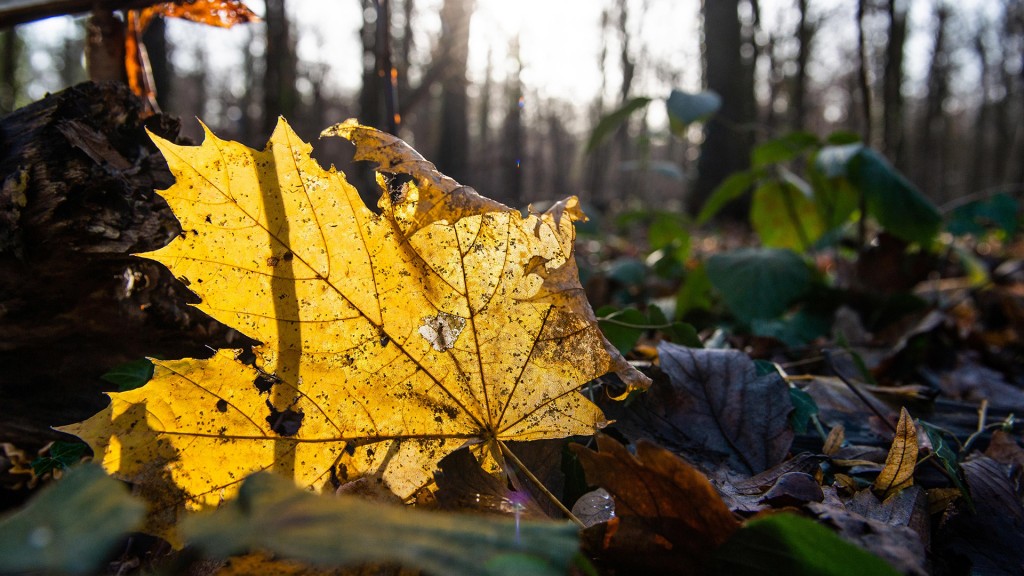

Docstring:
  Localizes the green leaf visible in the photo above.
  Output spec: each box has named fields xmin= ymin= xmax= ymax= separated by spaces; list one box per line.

xmin=598 ymin=306 xmax=648 ymax=354
xmin=750 ymin=309 xmax=832 ymax=347
xmin=647 ymin=304 xmax=702 ymax=348
xmin=853 ymin=148 xmax=941 ymax=244
xmin=0 ymin=464 xmax=145 ymax=575
xmin=815 ymin=143 xmax=863 ymax=179
xmin=705 ymin=248 xmax=811 ymax=321
xmin=752 ymin=131 xmax=819 ymax=168
xmin=946 ymin=192 xmax=1019 ymax=237
xmin=30 ymin=441 xmax=86 ymax=476
xmin=751 ymin=180 xmax=825 ymax=251
xmin=100 ymin=358 xmax=155 ymax=391
xmin=666 ymin=89 xmax=722 ymax=132
xmin=182 ymin=472 xmax=579 ymax=576
xmin=676 ymin=261 xmax=714 ymax=317
xmin=918 ymin=421 xmax=969 ymax=499
xmin=585 ymin=97 xmax=653 ymax=153
xmin=815 ymin=145 xmax=941 ymax=244
xmin=697 ymin=171 xmax=757 ymax=224
xmin=788 ymin=388 xmax=819 ymax=435
xmin=712 ymin=514 xmax=902 ymax=576
xmin=648 ymin=212 xmax=688 ymax=251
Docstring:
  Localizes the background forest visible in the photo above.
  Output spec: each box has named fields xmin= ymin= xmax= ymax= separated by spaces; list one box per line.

xmin=3 ymin=0 xmax=1022 ymax=214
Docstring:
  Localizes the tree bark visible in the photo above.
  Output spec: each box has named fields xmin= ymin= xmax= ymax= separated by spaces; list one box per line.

xmin=882 ymin=0 xmax=908 ymax=168
xmin=262 ymin=0 xmax=297 ymax=137
xmin=0 ymin=82 xmax=247 ymax=450
xmin=692 ymin=0 xmax=757 ymax=217
xmin=436 ymin=0 xmax=474 ymax=183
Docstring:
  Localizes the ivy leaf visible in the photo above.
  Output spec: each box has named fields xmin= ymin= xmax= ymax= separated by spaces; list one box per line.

xmin=59 ymin=119 xmax=649 ymax=539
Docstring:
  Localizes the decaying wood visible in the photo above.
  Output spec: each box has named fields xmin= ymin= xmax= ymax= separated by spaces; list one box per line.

xmin=0 ymin=81 xmax=249 ymax=451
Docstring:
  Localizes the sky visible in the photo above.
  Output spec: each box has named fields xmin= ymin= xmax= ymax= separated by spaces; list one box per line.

xmin=16 ymin=0 xmax=1003 ymax=119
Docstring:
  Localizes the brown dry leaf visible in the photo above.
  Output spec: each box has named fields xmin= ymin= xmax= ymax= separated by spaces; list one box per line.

xmin=571 ymin=435 xmax=739 ymax=574
xmin=598 ymin=342 xmax=793 ymax=475
xmin=125 ymin=1 xmax=259 ymax=105
xmin=59 ymin=119 xmax=648 ymax=539
xmin=873 ymin=407 xmax=918 ymax=499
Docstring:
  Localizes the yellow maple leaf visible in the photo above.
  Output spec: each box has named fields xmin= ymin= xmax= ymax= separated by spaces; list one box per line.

xmin=60 ymin=118 xmax=648 ymax=537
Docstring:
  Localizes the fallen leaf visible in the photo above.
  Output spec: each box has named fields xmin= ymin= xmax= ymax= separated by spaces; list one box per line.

xmin=599 ymin=342 xmax=793 ymax=475
xmin=60 ymin=119 xmax=649 ymax=535
xmin=183 ymin=472 xmax=578 ymax=576
xmin=933 ymin=456 xmax=1024 ymax=574
xmin=571 ymin=435 xmax=740 ymax=573
xmin=433 ymin=447 xmax=548 ymax=519
xmin=873 ymin=408 xmax=918 ymax=499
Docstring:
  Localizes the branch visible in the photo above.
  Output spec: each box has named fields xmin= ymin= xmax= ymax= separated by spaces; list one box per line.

xmin=0 ymin=0 xmax=165 ymax=28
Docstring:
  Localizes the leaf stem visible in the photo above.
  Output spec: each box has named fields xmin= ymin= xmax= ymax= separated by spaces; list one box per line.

xmin=497 ymin=440 xmax=585 ymax=529
xmin=597 ymin=318 xmax=674 ymax=330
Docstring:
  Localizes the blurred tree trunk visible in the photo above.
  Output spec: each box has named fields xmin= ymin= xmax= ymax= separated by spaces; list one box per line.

xmin=692 ymin=0 xmax=757 ymax=217
xmin=436 ymin=0 xmax=474 ymax=183
xmin=141 ymin=16 xmax=172 ymax=111
xmin=611 ymin=0 xmax=636 ymax=212
xmin=358 ymin=0 xmax=385 ymax=129
xmin=262 ymin=0 xmax=297 ymax=136
xmin=969 ymin=32 xmax=992 ymax=191
xmin=917 ymin=4 xmax=951 ymax=199
xmin=0 ymin=28 xmax=21 ymax=114
xmin=584 ymin=8 xmax=613 ymax=210
xmin=882 ymin=0 xmax=907 ymax=168
xmin=501 ymin=36 xmax=523 ymax=205
xmin=792 ymin=0 xmax=813 ymax=130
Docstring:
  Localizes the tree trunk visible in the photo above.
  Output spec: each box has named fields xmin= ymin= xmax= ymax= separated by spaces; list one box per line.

xmin=0 ymin=82 xmax=248 ymax=450
xmin=0 ymin=28 xmax=22 ymax=114
xmin=436 ymin=0 xmax=474 ymax=183
xmin=692 ymin=0 xmax=757 ymax=217
xmin=262 ymin=0 xmax=297 ymax=137
xmin=917 ymin=4 xmax=951 ymax=199
xmin=792 ymin=0 xmax=812 ymax=130
xmin=141 ymin=15 xmax=172 ymax=111
xmin=882 ymin=0 xmax=908 ymax=168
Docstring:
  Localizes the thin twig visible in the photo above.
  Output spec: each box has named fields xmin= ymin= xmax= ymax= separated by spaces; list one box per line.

xmin=498 ymin=440 xmax=585 ymax=528
xmin=823 ymin=349 xmax=897 ymax=435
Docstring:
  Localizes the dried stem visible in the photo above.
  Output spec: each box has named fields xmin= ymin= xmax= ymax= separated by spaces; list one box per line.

xmin=498 ymin=440 xmax=585 ymax=528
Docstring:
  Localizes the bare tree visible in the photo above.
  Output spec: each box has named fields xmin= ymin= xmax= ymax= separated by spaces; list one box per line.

xmin=436 ymin=0 xmax=474 ymax=183
xmin=262 ymin=0 xmax=297 ymax=136
xmin=693 ymin=0 xmax=758 ymax=216
xmin=882 ymin=0 xmax=908 ymax=167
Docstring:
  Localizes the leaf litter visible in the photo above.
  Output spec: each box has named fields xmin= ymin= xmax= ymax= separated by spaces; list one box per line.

xmin=3 ymin=116 xmax=1022 ymax=574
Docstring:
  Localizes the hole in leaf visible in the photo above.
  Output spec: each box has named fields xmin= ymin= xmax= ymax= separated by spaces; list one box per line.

xmin=253 ymin=373 xmax=280 ymax=394
xmin=265 ymin=400 xmax=304 ymax=436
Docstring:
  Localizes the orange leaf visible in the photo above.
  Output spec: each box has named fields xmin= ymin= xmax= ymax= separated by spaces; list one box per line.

xmin=572 ymin=435 xmax=739 ymax=573
xmin=874 ymin=407 xmax=919 ymax=499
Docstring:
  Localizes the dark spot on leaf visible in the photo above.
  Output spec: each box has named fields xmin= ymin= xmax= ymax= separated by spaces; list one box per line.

xmin=205 ymin=214 xmax=212 ymax=223
xmin=236 ymin=349 xmax=257 ymax=366
xmin=442 ymin=404 xmax=460 ymax=420
xmin=265 ymin=400 xmax=303 ymax=436
xmin=253 ymin=373 xmax=280 ymax=394
xmin=380 ymin=332 xmax=391 ymax=347
xmin=267 ymin=255 xmax=280 ymax=267
xmin=282 ymin=251 xmax=293 ymax=262
xmin=215 ymin=399 xmax=228 ymax=412
xmin=344 ymin=444 xmax=356 ymax=456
